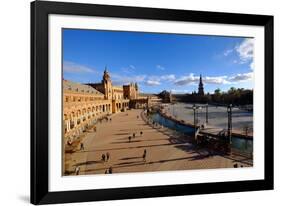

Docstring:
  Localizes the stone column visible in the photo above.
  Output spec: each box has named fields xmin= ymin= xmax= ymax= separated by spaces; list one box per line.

xmin=66 ymin=120 xmax=70 ymax=132
xmin=74 ymin=117 xmax=77 ymax=127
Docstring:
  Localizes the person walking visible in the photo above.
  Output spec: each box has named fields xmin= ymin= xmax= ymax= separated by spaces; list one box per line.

xmin=80 ymin=142 xmax=84 ymax=151
xmin=133 ymin=133 xmax=136 ymax=138
xmin=142 ymin=149 xmax=147 ymax=162
xmin=106 ymin=152 xmax=110 ymax=162
xmin=75 ymin=166 xmax=80 ymax=175
xmin=108 ymin=167 xmax=113 ymax=174
xmin=140 ymin=131 xmax=143 ymax=136
xmin=128 ymin=136 xmax=131 ymax=143
xmin=102 ymin=154 xmax=106 ymax=162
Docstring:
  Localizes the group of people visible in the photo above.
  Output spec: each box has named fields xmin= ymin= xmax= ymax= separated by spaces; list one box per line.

xmin=73 ymin=112 xmax=151 ymax=176
xmin=101 ymin=152 xmax=110 ymax=162
xmin=74 ymin=149 xmax=147 ymax=175
xmin=128 ymin=131 xmax=143 ymax=143
xmin=233 ymin=163 xmax=244 ymax=168
xmin=105 ymin=167 xmax=113 ymax=174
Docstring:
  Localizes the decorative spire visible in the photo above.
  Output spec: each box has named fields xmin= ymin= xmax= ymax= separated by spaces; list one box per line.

xmin=103 ymin=66 xmax=110 ymax=82
xmin=198 ymin=74 xmax=204 ymax=95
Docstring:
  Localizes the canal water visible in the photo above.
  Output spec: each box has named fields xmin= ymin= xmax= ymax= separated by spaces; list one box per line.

xmin=151 ymin=112 xmax=253 ymax=154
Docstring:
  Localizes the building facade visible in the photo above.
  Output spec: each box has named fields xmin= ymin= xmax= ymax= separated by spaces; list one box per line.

xmin=123 ymin=82 xmax=138 ymax=100
xmin=63 ymin=80 xmax=113 ymax=141
xmin=63 ymin=68 xmax=147 ymax=140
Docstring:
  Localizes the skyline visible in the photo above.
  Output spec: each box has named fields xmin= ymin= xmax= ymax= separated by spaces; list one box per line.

xmin=63 ymin=29 xmax=254 ymax=94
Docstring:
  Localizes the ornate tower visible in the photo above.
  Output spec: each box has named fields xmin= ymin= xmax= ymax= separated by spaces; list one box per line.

xmin=198 ymin=74 xmax=204 ymax=95
xmin=102 ymin=67 xmax=112 ymax=100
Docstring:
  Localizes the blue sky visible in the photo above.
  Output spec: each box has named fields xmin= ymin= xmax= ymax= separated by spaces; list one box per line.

xmin=63 ymin=29 xmax=254 ymax=94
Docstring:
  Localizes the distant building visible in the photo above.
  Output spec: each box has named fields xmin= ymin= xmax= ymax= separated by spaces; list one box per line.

xmin=198 ymin=74 xmax=204 ymax=95
xmin=158 ymin=90 xmax=172 ymax=103
xmin=123 ymin=82 xmax=138 ymax=100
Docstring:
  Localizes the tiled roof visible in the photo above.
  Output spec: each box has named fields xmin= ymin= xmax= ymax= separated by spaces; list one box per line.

xmin=63 ymin=80 xmax=104 ymax=95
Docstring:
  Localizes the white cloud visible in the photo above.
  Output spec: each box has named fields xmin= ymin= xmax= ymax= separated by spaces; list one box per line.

xmin=174 ymin=73 xmax=198 ymax=86
xmin=111 ymin=73 xmax=175 ymax=86
xmin=145 ymin=80 xmax=161 ymax=86
xmin=204 ymin=76 xmax=229 ymax=84
xmin=174 ymin=72 xmax=253 ymax=86
xmin=229 ymin=72 xmax=253 ymax=82
xmin=223 ymin=49 xmax=233 ymax=56
xmin=250 ymin=61 xmax=254 ymax=70
xmin=111 ymin=73 xmax=146 ymax=85
xmin=160 ymin=74 xmax=176 ymax=81
xmin=225 ymin=38 xmax=254 ymax=71
xmin=145 ymin=74 xmax=175 ymax=84
xmin=174 ymin=73 xmax=229 ymax=86
xmin=156 ymin=65 xmax=165 ymax=71
xmin=63 ymin=61 xmax=96 ymax=73
xmin=235 ymin=38 xmax=254 ymax=63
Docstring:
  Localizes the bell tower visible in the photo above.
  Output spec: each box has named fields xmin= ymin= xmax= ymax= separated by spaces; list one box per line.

xmin=102 ymin=67 xmax=112 ymax=100
xmin=198 ymin=74 xmax=204 ymax=95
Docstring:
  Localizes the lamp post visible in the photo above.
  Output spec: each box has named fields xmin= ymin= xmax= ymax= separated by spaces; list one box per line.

xmin=192 ymin=104 xmax=197 ymax=141
xmin=206 ymin=103 xmax=208 ymax=124
xmin=198 ymin=106 xmax=202 ymax=126
xmin=227 ymin=104 xmax=232 ymax=144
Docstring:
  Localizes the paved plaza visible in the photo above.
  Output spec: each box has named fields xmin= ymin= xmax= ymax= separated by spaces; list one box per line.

xmin=64 ymin=109 xmax=252 ymax=176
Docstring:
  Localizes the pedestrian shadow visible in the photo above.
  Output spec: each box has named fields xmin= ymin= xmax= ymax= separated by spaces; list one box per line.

xmin=111 ymin=140 xmax=142 ymax=144
xmin=91 ymin=142 xmax=186 ymax=152
xmin=188 ymin=153 xmax=213 ymax=161
xmin=74 ymin=160 xmax=103 ymax=166
xmin=137 ymin=123 xmax=147 ymax=126
xmin=117 ymin=135 xmax=143 ymax=140
xmin=118 ymin=128 xmax=156 ymax=132
xmin=119 ymin=156 xmax=142 ymax=160
xmin=136 ymin=138 xmax=169 ymax=142
xmin=114 ymin=132 xmax=130 ymax=135
xmin=115 ymin=156 xmax=194 ymax=168
xmin=81 ymin=154 xmax=216 ymax=174
xmin=115 ymin=160 xmax=144 ymax=165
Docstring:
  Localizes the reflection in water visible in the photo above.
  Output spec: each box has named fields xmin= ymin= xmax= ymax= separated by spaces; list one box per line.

xmin=151 ymin=113 xmax=253 ymax=153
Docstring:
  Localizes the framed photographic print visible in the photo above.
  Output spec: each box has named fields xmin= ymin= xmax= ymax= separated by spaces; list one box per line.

xmin=31 ymin=0 xmax=274 ymax=204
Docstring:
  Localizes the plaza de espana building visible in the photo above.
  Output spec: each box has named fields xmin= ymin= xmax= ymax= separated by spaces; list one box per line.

xmin=63 ymin=68 xmax=149 ymax=141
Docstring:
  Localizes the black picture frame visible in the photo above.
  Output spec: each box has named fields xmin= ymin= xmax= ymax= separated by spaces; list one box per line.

xmin=31 ymin=0 xmax=274 ymax=204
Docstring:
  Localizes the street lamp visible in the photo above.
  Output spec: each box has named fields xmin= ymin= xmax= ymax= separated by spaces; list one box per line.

xmin=198 ymin=106 xmax=202 ymax=125
xmin=227 ymin=104 xmax=232 ymax=144
xmin=192 ymin=104 xmax=197 ymax=141
xmin=205 ymin=103 xmax=208 ymax=124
